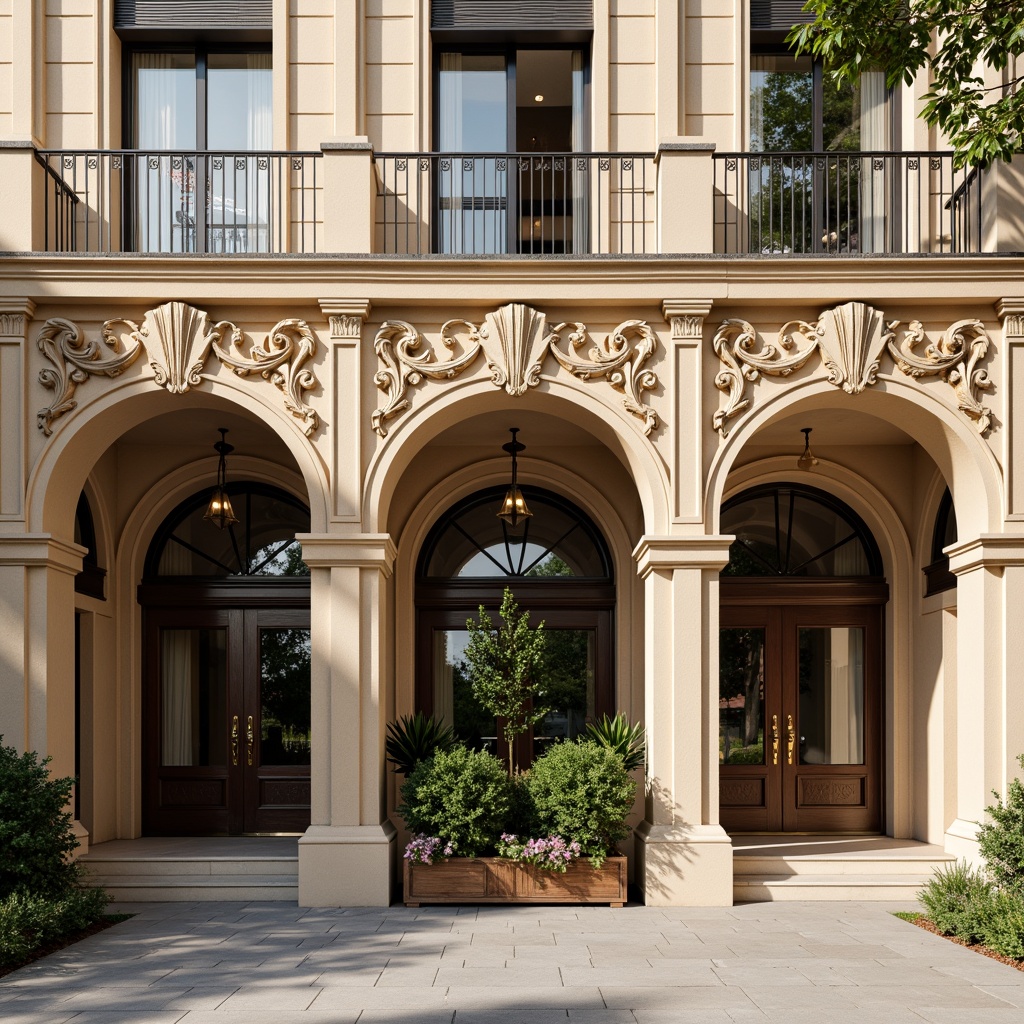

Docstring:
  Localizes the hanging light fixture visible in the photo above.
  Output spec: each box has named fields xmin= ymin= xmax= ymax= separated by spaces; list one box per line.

xmin=797 ymin=426 xmax=819 ymax=471
xmin=203 ymin=427 xmax=239 ymax=529
xmin=497 ymin=427 xmax=533 ymax=528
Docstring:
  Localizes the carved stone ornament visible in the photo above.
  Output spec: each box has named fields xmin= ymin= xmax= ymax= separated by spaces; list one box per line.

xmin=37 ymin=301 xmax=322 ymax=437
xmin=371 ymin=302 xmax=659 ymax=438
xmin=712 ymin=301 xmax=991 ymax=437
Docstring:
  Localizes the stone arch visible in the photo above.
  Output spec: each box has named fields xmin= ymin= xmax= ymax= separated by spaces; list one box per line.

xmin=705 ymin=377 xmax=1003 ymax=540
xmin=363 ymin=377 xmax=672 ymax=537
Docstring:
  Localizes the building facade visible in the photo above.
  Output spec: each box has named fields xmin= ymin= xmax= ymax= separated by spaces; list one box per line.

xmin=0 ymin=0 xmax=1022 ymax=906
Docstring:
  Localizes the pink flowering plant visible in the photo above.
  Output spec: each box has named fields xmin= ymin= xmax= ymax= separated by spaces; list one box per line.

xmin=497 ymin=833 xmax=582 ymax=873
xmin=404 ymin=834 xmax=455 ymax=865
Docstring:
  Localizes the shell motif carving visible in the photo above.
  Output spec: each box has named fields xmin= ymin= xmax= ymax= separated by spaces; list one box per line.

xmin=713 ymin=302 xmax=992 ymax=437
xmin=36 ymin=303 xmax=323 ymax=437
xmin=371 ymin=303 xmax=661 ymax=438
xmin=481 ymin=302 xmax=547 ymax=396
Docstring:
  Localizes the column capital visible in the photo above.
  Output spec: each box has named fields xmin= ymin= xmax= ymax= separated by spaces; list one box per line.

xmin=0 ymin=534 xmax=86 ymax=575
xmin=633 ymin=535 xmax=734 ymax=577
xmin=996 ymin=299 xmax=1024 ymax=337
xmin=319 ymin=299 xmax=372 ymax=341
xmin=947 ymin=534 xmax=1024 ymax=575
xmin=662 ymin=300 xmax=713 ymax=341
xmin=0 ymin=296 xmax=35 ymax=337
xmin=298 ymin=533 xmax=397 ymax=574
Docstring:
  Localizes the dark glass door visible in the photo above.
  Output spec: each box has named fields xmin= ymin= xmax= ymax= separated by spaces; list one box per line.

xmin=720 ymin=594 xmax=882 ymax=832
xmin=144 ymin=606 xmax=310 ymax=835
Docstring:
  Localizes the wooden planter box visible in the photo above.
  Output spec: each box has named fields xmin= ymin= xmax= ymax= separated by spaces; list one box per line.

xmin=403 ymin=855 xmax=627 ymax=907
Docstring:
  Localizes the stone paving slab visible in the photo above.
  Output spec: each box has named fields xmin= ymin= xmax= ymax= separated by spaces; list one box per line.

xmin=2 ymin=900 xmax=1023 ymax=1022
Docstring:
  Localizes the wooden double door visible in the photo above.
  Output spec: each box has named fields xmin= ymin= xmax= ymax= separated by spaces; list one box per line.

xmin=719 ymin=583 xmax=885 ymax=832
xmin=142 ymin=593 xmax=311 ymax=835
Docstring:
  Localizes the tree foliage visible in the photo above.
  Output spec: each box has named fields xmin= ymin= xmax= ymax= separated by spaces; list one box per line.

xmin=790 ymin=0 xmax=1024 ymax=168
xmin=464 ymin=588 xmax=549 ymax=773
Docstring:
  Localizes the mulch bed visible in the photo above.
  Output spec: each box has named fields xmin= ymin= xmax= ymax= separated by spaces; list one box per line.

xmin=908 ymin=914 xmax=1024 ymax=972
xmin=0 ymin=915 xmax=130 ymax=980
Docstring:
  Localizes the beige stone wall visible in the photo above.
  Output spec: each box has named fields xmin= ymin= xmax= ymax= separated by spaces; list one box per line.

xmin=609 ymin=0 xmax=656 ymax=152
xmin=365 ymin=0 xmax=416 ymax=151
xmin=289 ymin=0 xmax=333 ymax=149
xmin=684 ymin=0 xmax=738 ymax=148
xmin=44 ymin=0 xmax=98 ymax=147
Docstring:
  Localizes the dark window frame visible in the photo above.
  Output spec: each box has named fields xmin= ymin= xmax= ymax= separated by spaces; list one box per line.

xmin=923 ymin=487 xmax=958 ymax=596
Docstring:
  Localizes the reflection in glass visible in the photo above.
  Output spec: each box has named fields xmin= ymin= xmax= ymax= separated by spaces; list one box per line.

xmin=432 ymin=627 xmax=595 ymax=760
xmin=721 ymin=487 xmax=876 ymax=578
xmin=798 ymin=627 xmax=864 ymax=765
xmin=160 ymin=628 xmax=227 ymax=766
xmin=719 ymin=628 xmax=765 ymax=765
xmin=259 ymin=628 xmax=311 ymax=766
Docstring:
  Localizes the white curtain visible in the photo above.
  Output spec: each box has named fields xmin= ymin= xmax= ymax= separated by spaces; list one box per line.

xmin=240 ymin=54 xmax=273 ymax=252
xmin=570 ymin=50 xmax=589 ymax=254
xmin=433 ymin=632 xmax=454 ymax=728
xmin=859 ymin=71 xmax=888 ymax=252
xmin=161 ymin=630 xmax=195 ymax=766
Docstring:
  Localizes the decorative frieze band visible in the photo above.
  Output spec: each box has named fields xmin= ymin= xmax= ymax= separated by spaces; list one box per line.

xmin=37 ymin=301 xmax=322 ymax=437
xmin=372 ymin=302 xmax=659 ymax=438
xmin=712 ymin=301 xmax=992 ymax=437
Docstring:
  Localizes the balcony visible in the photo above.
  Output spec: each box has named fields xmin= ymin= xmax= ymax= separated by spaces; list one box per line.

xmin=23 ymin=143 xmax=1009 ymax=258
xmin=713 ymin=151 xmax=983 ymax=255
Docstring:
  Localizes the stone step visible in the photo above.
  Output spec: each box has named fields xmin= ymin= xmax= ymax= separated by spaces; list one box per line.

xmin=734 ymin=872 xmax=934 ymax=902
xmin=733 ymin=853 xmax=955 ymax=876
xmin=85 ymin=872 xmax=298 ymax=903
xmin=81 ymin=856 xmax=298 ymax=878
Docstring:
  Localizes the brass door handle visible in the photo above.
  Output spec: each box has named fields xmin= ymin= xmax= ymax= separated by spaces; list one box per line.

xmin=787 ymin=714 xmax=795 ymax=765
xmin=231 ymin=715 xmax=239 ymax=766
xmin=246 ymin=715 xmax=254 ymax=766
xmin=771 ymin=714 xmax=779 ymax=765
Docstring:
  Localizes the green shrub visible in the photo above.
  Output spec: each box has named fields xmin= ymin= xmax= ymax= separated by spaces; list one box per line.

xmin=978 ymin=753 xmax=1024 ymax=893
xmin=385 ymin=713 xmax=456 ymax=775
xmin=399 ymin=746 xmax=515 ymax=857
xmin=977 ymin=887 xmax=1024 ymax=959
xmin=0 ymin=885 xmax=109 ymax=967
xmin=917 ymin=860 xmax=990 ymax=943
xmin=526 ymin=739 xmax=635 ymax=867
xmin=0 ymin=737 xmax=81 ymax=898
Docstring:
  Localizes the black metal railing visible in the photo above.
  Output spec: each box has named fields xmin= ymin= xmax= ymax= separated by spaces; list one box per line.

xmin=713 ymin=151 xmax=984 ymax=255
xmin=35 ymin=150 xmax=322 ymax=254
xmin=374 ymin=152 xmax=656 ymax=255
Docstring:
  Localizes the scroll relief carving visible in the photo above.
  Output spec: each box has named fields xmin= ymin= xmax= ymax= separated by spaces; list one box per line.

xmin=712 ymin=300 xmax=991 ymax=437
xmin=37 ymin=301 xmax=321 ymax=437
xmin=372 ymin=302 xmax=658 ymax=438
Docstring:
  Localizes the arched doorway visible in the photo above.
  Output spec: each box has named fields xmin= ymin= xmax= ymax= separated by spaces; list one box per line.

xmin=139 ymin=482 xmax=311 ymax=835
xmin=719 ymin=483 xmax=887 ymax=833
xmin=415 ymin=485 xmax=615 ymax=768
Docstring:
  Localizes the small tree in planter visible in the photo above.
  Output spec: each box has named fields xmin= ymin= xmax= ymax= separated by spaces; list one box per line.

xmin=464 ymin=587 xmax=549 ymax=774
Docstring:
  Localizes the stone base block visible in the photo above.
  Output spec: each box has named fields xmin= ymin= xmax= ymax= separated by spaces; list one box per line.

xmin=298 ymin=823 xmax=396 ymax=906
xmin=944 ymin=817 xmax=983 ymax=867
xmin=636 ymin=822 xmax=733 ymax=906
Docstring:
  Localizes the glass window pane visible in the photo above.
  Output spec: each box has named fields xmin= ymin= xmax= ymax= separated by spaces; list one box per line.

xmin=750 ymin=55 xmax=812 ymax=152
xmin=260 ymin=627 xmax=311 ymax=767
xmin=797 ymin=626 xmax=864 ymax=765
xmin=160 ymin=628 xmax=227 ymax=766
xmin=533 ymin=629 xmax=595 ymax=759
xmin=719 ymin=628 xmax=765 ymax=765
xmin=133 ymin=53 xmax=197 ymax=148
xmin=433 ymin=629 xmax=498 ymax=755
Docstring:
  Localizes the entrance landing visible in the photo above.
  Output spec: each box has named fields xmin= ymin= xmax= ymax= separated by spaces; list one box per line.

xmin=79 ymin=836 xmax=299 ymax=902
xmin=732 ymin=834 xmax=955 ymax=902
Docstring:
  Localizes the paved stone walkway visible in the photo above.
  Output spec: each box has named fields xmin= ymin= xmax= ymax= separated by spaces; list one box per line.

xmin=2 ymin=900 xmax=1024 ymax=1023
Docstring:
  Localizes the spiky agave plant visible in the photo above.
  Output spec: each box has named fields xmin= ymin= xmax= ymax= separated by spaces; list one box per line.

xmin=385 ymin=712 xmax=457 ymax=775
xmin=584 ymin=713 xmax=646 ymax=772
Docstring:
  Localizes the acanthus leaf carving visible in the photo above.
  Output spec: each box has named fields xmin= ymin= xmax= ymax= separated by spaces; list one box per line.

xmin=37 ymin=316 xmax=142 ymax=435
xmin=212 ymin=317 xmax=321 ymax=437
xmin=371 ymin=318 xmax=482 ymax=437
xmin=888 ymin=317 xmax=992 ymax=434
xmin=36 ymin=302 xmax=323 ymax=437
xmin=712 ymin=317 xmax=818 ymax=436
xmin=712 ymin=302 xmax=993 ymax=437
xmin=371 ymin=303 xmax=662 ymax=439
xmin=549 ymin=318 xmax=660 ymax=435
